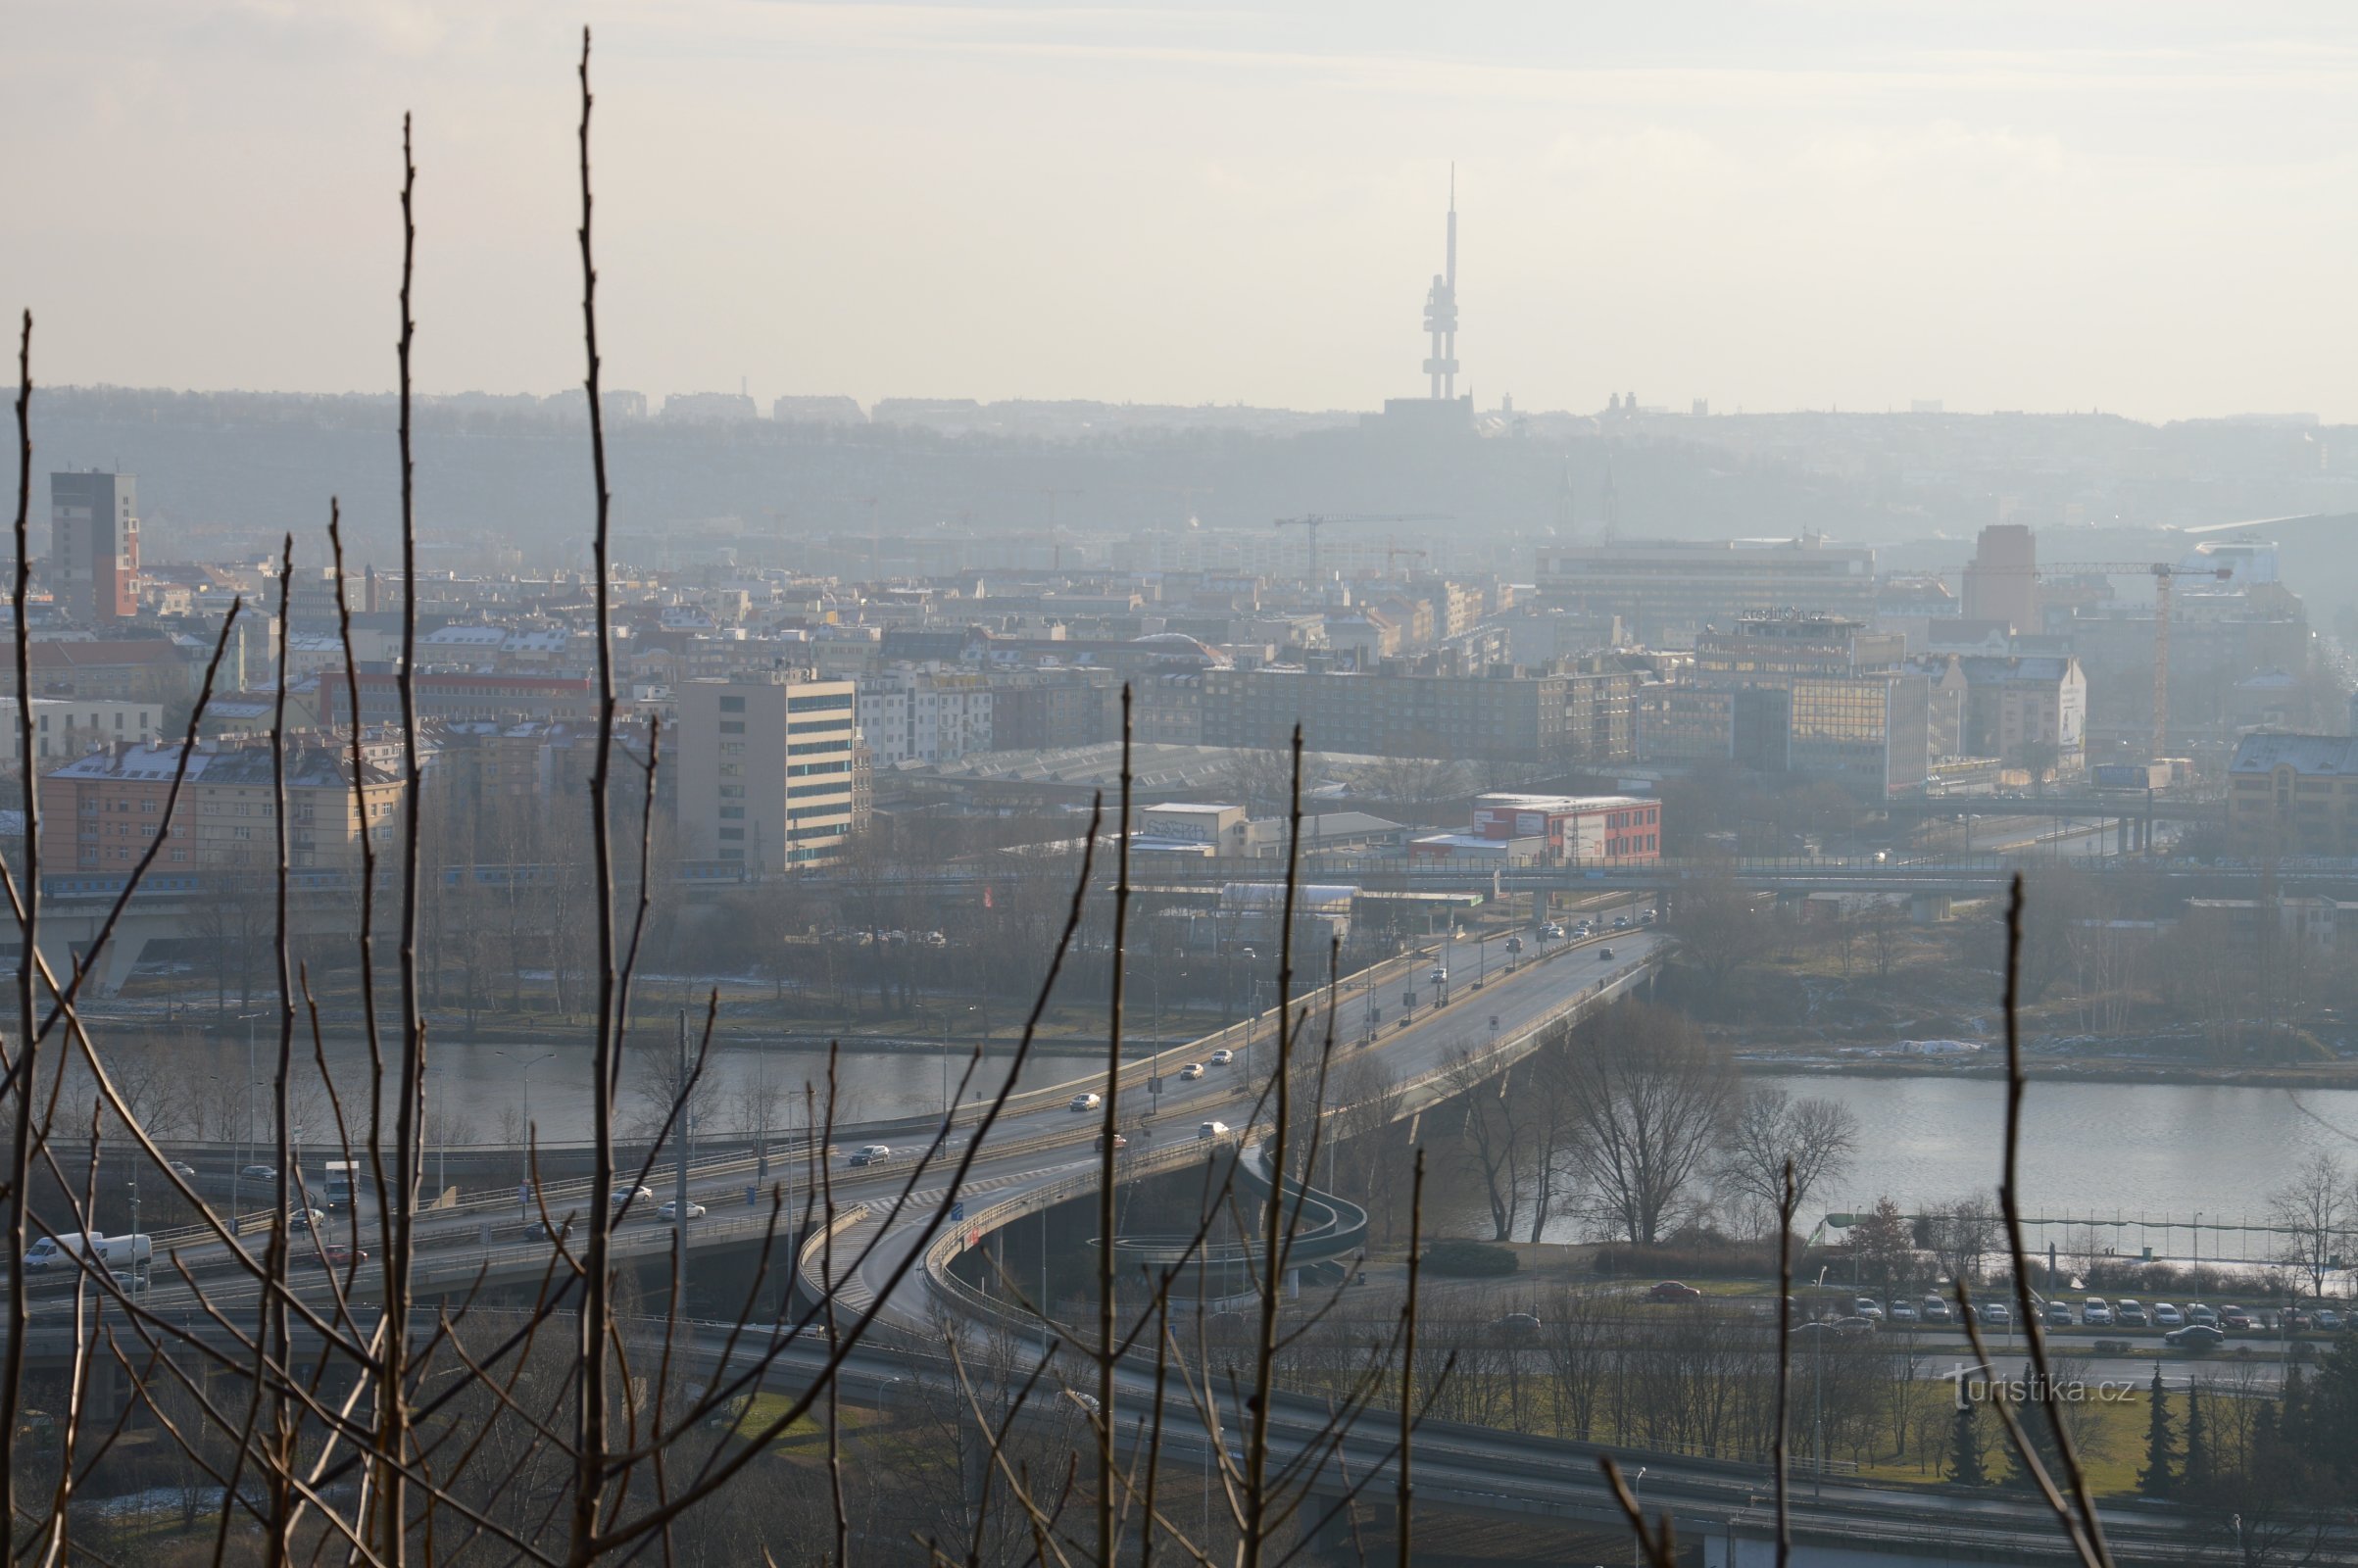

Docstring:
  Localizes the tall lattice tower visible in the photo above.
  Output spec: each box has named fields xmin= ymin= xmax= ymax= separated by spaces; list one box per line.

xmin=1421 ymin=168 xmax=1459 ymax=399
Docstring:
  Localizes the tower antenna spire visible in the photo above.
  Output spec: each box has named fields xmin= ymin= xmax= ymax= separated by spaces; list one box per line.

xmin=1421 ymin=166 xmax=1460 ymax=401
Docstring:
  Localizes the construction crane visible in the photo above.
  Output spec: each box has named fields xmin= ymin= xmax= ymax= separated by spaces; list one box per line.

xmin=1383 ymin=540 xmax=1430 ymax=573
xmin=1272 ymin=513 xmax=1452 ymax=581
xmin=1957 ymin=558 xmax=2235 ymax=760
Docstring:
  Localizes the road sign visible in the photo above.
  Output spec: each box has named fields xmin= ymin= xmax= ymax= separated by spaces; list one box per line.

xmin=950 ymin=1200 xmax=964 ymax=1223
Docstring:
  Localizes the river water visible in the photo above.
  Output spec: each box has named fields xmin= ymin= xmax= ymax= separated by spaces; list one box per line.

xmin=113 ymin=1030 xmax=2358 ymax=1264
xmin=1744 ymin=1072 xmax=2358 ymax=1265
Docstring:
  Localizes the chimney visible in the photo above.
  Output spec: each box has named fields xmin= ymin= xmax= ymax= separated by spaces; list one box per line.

xmin=366 ymin=564 xmax=379 ymax=614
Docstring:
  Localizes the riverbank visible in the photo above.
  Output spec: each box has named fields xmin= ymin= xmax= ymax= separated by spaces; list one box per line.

xmin=1732 ymin=1049 xmax=2358 ymax=1092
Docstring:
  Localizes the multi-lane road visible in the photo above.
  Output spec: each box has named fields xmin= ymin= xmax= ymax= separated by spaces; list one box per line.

xmin=32 ymin=904 xmax=1671 ymax=1325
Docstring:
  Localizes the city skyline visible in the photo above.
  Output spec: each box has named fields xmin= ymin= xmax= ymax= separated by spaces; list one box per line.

xmin=12 ymin=3 xmax=2358 ymax=421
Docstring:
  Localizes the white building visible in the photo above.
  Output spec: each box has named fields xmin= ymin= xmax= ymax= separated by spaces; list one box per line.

xmin=677 ymin=671 xmax=860 ymax=871
xmin=855 ymin=666 xmax=993 ymax=765
xmin=3 ymin=698 xmax=162 ymax=769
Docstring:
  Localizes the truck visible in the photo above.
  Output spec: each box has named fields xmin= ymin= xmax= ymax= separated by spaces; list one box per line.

xmin=321 ymin=1160 xmax=360 ymax=1208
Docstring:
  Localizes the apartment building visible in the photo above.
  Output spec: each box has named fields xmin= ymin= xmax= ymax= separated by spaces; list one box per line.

xmin=854 ymin=666 xmax=993 ymax=765
xmin=2226 ymin=732 xmax=2358 ymax=858
xmin=0 ymin=699 xmax=162 ymax=768
xmin=1199 ymin=662 xmax=1578 ymax=763
xmin=677 ymin=672 xmax=860 ymax=872
xmin=39 ymin=739 xmax=402 ymax=874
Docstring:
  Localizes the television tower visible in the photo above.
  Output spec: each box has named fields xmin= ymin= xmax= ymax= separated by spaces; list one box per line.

xmin=1421 ymin=167 xmax=1459 ymax=400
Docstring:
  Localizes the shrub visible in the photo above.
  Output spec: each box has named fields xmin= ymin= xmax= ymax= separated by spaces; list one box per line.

xmin=1422 ymin=1239 xmax=1517 ymax=1278
xmin=1593 ymin=1238 xmax=1791 ymax=1280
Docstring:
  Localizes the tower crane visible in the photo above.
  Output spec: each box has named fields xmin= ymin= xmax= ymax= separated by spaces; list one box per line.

xmin=1272 ymin=513 xmax=1452 ymax=581
xmin=1956 ymin=558 xmax=2235 ymax=760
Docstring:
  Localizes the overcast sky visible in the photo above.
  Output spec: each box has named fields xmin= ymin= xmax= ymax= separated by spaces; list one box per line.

xmin=9 ymin=3 xmax=2358 ymax=420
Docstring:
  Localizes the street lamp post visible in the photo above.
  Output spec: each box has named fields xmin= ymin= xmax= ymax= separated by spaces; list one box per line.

xmin=496 ymin=1050 xmax=556 ymax=1220
xmin=233 ymin=1010 xmax=268 ymax=1215
xmin=1631 ymin=1466 xmax=1646 ymax=1568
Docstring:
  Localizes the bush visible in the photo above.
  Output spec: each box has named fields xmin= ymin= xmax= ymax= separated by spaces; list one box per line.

xmin=1422 ymin=1239 xmax=1517 ymax=1278
xmin=1592 ymin=1238 xmax=1791 ymax=1280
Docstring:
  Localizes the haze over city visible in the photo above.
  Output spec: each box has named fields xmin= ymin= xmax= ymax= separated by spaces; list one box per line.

xmin=15 ymin=3 xmax=2358 ymax=419
xmin=15 ymin=7 xmax=2358 ymax=1567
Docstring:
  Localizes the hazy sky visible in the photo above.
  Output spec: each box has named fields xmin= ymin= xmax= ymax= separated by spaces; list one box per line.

xmin=10 ymin=3 xmax=2358 ymax=420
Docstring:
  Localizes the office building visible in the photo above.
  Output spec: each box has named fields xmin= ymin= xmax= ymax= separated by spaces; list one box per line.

xmin=49 ymin=470 xmax=140 ymax=622
xmin=1534 ymin=536 xmax=1878 ymax=648
xmin=677 ymin=672 xmax=860 ymax=872
xmin=1677 ymin=613 xmax=1929 ymax=795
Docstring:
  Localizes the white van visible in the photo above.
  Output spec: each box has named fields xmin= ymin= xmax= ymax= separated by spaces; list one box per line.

xmin=24 ymin=1233 xmax=102 ymax=1272
xmin=98 ymin=1235 xmax=151 ymax=1270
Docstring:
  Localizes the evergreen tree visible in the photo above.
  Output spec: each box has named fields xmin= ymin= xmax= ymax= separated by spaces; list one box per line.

xmin=2137 ymin=1364 xmax=2176 ymax=1498
xmin=1946 ymin=1396 xmax=1989 ymax=1488
xmin=2004 ymin=1360 xmax=2069 ymax=1491
xmin=2183 ymin=1378 xmax=2211 ymax=1499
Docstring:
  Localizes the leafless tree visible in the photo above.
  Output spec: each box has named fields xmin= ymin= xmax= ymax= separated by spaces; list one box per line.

xmin=1557 ymin=1002 xmax=1735 ymax=1246
xmin=2267 ymin=1149 xmax=2350 ymax=1299
xmin=1717 ymin=1087 xmax=1860 ymax=1238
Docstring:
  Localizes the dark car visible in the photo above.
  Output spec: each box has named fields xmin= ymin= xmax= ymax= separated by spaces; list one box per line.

xmin=317 ymin=1244 xmax=368 ymax=1267
xmin=1647 ymin=1281 xmax=1702 ymax=1302
xmin=2165 ymin=1324 xmax=2227 ymax=1350
xmin=1597 ymin=947 xmax=1615 ymax=960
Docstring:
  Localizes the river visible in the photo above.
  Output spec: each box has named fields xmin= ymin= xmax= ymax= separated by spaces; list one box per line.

xmin=105 ymin=1031 xmax=2358 ymax=1266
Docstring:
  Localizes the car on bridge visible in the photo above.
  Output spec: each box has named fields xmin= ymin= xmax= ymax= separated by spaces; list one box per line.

xmin=1208 ymin=1049 xmax=1234 ymax=1066
xmin=1069 ymin=1093 xmax=1103 ymax=1112
xmin=1177 ymin=1063 xmax=1204 ymax=1081
xmin=848 ymin=1145 xmax=891 ymax=1167
xmin=1197 ymin=1121 xmax=1230 ymax=1141
xmin=287 ymin=1208 xmax=325 ymax=1233
xmin=1095 ymin=1133 xmax=1127 ymax=1152
xmin=315 ymin=1244 xmax=367 ymax=1267
xmin=659 ymin=1200 xmax=706 ymax=1221
xmin=611 ymin=1185 xmax=653 ymax=1208
xmin=1597 ymin=947 xmax=1614 ymax=960
xmin=240 ymin=1164 xmax=276 ymax=1182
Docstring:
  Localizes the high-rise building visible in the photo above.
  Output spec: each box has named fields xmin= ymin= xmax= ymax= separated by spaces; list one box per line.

xmin=1961 ymin=523 xmax=2038 ymax=631
xmin=677 ymin=672 xmax=860 ymax=873
xmin=49 ymin=470 xmax=139 ymax=622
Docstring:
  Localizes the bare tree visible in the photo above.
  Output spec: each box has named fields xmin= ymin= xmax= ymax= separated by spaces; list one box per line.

xmin=1557 ymin=1002 xmax=1735 ymax=1246
xmin=1717 ymin=1087 xmax=1861 ymax=1237
xmin=1672 ymin=875 xmax=1772 ymax=996
xmin=1925 ymin=1194 xmax=2001 ymax=1287
xmin=2268 ymin=1149 xmax=2350 ymax=1299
